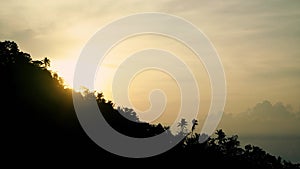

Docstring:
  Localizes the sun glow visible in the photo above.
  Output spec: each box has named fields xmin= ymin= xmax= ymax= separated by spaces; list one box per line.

xmin=92 ymin=34 xmax=211 ymax=125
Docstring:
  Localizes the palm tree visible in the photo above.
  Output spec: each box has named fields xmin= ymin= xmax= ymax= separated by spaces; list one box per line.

xmin=177 ymin=118 xmax=188 ymax=134
xmin=191 ymin=119 xmax=198 ymax=136
xmin=42 ymin=57 xmax=50 ymax=68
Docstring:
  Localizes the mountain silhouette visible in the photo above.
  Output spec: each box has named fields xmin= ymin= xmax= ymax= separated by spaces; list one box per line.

xmin=1 ymin=40 xmax=299 ymax=168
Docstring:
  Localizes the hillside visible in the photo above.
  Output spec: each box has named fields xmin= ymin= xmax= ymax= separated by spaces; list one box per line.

xmin=1 ymin=40 xmax=299 ymax=168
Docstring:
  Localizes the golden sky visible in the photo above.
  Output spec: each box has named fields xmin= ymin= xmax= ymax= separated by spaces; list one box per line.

xmin=1 ymin=0 xmax=300 ymax=121
xmin=2 ymin=1 xmax=300 ymax=162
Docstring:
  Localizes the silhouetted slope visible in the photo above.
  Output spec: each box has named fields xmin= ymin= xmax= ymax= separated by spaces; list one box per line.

xmin=1 ymin=41 xmax=299 ymax=168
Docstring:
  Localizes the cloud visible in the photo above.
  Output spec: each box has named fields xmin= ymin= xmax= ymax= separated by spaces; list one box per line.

xmin=219 ymin=100 xmax=300 ymax=136
xmin=218 ymin=100 xmax=300 ymax=162
xmin=1 ymin=0 xmax=300 ymax=115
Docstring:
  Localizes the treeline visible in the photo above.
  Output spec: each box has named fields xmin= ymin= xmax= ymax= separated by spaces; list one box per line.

xmin=0 ymin=41 xmax=299 ymax=168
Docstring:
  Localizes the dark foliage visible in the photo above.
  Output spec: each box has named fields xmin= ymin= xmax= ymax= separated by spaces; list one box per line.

xmin=1 ymin=41 xmax=299 ymax=168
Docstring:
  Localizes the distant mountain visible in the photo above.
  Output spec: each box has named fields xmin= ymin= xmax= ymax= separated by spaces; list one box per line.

xmin=1 ymin=40 xmax=299 ymax=168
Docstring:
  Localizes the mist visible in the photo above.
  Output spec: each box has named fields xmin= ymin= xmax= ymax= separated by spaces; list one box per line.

xmin=219 ymin=100 xmax=300 ymax=162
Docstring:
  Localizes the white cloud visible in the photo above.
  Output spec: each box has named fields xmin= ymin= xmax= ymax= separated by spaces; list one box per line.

xmin=219 ymin=100 xmax=300 ymax=136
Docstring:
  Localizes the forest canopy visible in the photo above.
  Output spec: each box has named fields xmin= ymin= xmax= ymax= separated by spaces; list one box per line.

xmin=1 ymin=40 xmax=299 ymax=168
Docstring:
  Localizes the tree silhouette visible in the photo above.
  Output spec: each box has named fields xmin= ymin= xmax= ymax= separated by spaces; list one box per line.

xmin=177 ymin=118 xmax=188 ymax=134
xmin=0 ymin=40 xmax=31 ymax=65
xmin=32 ymin=60 xmax=43 ymax=67
xmin=42 ymin=57 xmax=50 ymax=68
xmin=191 ymin=119 xmax=198 ymax=136
xmin=117 ymin=107 xmax=139 ymax=122
xmin=1 ymin=40 xmax=299 ymax=168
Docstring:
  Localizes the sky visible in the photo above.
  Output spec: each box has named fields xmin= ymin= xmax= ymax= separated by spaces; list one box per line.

xmin=1 ymin=0 xmax=300 ymax=162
